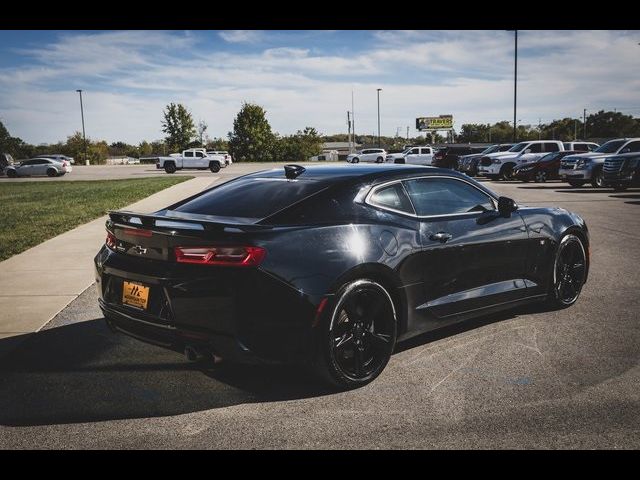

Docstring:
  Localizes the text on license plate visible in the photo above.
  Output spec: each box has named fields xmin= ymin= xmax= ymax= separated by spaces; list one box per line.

xmin=122 ymin=281 xmax=150 ymax=310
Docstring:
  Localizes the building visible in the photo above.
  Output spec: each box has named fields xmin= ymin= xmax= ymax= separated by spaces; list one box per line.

xmin=106 ymin=156 xmax=139 ymax=165
xmin=322 ymin=142 xmax=362 ymax=161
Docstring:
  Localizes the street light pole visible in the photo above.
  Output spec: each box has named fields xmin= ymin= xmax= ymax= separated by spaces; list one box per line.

xmin=513 ymin=30 xmax=518 ymax=143
xmin=583 ymin=108 xmax=587 ymax=140
xmin=76 ymin=89 xmax=88 ymax=165
xmin=376 ymin=88 xmax=382 ymax=148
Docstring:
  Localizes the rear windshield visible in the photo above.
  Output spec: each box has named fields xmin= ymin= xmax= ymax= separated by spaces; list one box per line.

xmin=172 ymin=177 xmax=329 ymax=219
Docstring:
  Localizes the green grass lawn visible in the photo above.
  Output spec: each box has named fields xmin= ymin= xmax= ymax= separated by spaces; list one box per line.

xmin=0 ymin=177 xmax=192 ymax=262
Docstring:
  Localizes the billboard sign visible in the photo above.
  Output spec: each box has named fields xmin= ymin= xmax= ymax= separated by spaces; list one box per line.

xmin=416 ymin=115 xmax=454 ymax=131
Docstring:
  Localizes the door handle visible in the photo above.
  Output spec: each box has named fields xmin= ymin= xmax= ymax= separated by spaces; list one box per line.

xmin=429 ymin=232 xmax=452 ymax=243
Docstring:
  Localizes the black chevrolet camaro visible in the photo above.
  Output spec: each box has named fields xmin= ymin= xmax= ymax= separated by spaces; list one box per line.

xmin=95 ymin=164 xmax=589 ymax=389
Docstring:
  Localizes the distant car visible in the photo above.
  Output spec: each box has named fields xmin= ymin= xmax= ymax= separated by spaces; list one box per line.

xmin=432 ymin=146 xmax=486 ymax=170
xmin=346 ymin=148 xmax=387 ymax=163
xmin=562 ymin=142 xmax=599 ymax=152
xmin=38 ymin=154 xmax=75 ymax=165
xmin=478 ymin=140 xmax=566 ymax=180
xmin=602 ymin=152 xmax=640 ymax=191
xmin=4 ymin=158 xmax=72 ymax=178
xmin=458 ymin=144 xmax=514 ymax=177
xmin=386 ymin=146 xmax=435 ymax=165
xmin=207 ymin=150 xmax=233 ymax=166
xmin=513 ymin=150 xmax=580 ymax=183
xmin=1 ymin=153 xmax=14 ymax=175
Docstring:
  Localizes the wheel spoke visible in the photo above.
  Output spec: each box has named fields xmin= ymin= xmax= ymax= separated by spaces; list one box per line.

xmin=343 ymin=297 xmax=361 ymax=322
xmin=334 ymin=333 xmax=354 ymax=349
xmin=354 ymin=346 xmax=364 ymax=376
xmin=364 ymin=331 xmax=391 ymax=351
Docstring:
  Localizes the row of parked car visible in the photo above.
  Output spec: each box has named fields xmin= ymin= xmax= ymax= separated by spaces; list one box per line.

xmin=345 ymin=138 xmax=640 ymax=191
xmin=0 ymin=153 xmax=74 ymax=178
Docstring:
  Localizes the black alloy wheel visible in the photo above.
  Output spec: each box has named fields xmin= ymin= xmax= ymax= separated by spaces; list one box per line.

xmin=550 ymin=234 xmax=587 ymax=307
xmin=500 ymin=164 xmax=514 ymax=180
xmin=47 ymin=168 xmax=57 ymax=177
xmin=535 ymin=170 xmax=547 ymax=183
xmin=317 ymin=280 xmax=397 ymax=389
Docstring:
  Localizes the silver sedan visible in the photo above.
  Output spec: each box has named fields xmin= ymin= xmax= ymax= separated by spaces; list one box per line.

xmin=5 ymin=158 xmax=73 ymax=178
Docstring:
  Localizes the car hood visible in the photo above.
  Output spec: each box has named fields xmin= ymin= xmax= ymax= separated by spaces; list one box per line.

xmin=483 ymin=151 xmax=519 ymax=159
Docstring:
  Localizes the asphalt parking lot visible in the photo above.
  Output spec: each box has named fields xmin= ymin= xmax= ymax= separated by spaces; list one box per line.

xmin=1 ymin=165 xmax=639 ymax=449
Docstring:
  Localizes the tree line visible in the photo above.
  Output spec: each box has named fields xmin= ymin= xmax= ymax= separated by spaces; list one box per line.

xmin=2 ymin=108 xmax=639 ymax=163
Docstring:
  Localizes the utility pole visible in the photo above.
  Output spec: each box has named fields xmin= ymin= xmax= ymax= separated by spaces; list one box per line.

xmin=513 ymin=30 xmax=518 ymax=143
xmin=406 ymin=126 xmax=409 ymax=141
xmin=583 ymin=108 xmax=587 ymax=140
xmin=347 ymin=111 xmax=352 ymax=153
xmin=351 ymin=90 xmax=356 ymax=150
xmin=538 ymin=118 xmax=541 ymax=140
xmin=574 ymin=119 xmax=578 ymax=141
xmin=376 ymin=88 xmax=382 ymax=148
xmin=76 ymin=89 xmax=88 ymax=165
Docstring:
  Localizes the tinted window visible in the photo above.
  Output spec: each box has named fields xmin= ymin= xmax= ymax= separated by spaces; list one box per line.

xmin=173 ymin=177 xmax=329 ymax=219
xmin=563 ymin=143 xmax=571 ymax=150
xmin=540 ymin=152 xmax=560 ymax=163
xmin=196 ymin=151 xmax=204 ymax=158
xmin=420 ymin=148 xmax=431 ymax=155
xmin=482 ymin=145 xmax=500 ymax=154
xmin=184 ymin=151 xmax=194 ymax=158
xmin=369 ymin=183 xmax=414 ymax=214
xmin=544 ymin=143 xmax=560 ymax=152
xmin=509 ymin=142 xmax=529 ymax=152
xmin=21 ymin=160 xmax=37 ymax=165
xmin=528 ymin=144 xmax=543 ymax=153
xmin=403 ymin=178 xmax=494 ymax=217
xmin=499 ymin=144 xmax=514 ymax=151
xmin=626 ymin=141 xmax=640 ymax=153
xmin=595 ymin=139 xmax=626 ymax=154
xmin=408 ymin=148 xmax=420 ymax=155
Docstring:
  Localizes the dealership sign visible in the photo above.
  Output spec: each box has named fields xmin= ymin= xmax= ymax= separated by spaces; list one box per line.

xmin=416 ymin=115 xmax=454 ymax=131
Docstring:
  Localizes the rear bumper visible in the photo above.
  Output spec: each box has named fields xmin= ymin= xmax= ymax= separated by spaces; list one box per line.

xmin=94 ymin=246 xmax=322 ymax=364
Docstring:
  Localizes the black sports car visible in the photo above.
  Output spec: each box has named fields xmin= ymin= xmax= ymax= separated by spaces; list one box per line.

xmin=95 ymin=164 xmax=589 ymax=389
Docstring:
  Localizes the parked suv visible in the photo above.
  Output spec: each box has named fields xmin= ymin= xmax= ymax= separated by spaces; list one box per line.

xmin=602 ymin=152 xmax=640 ymax=191
xmin=558 ymin=138 xmax=640 ymax=188
xmin=458 ymin=144 xmax=514 ymax=176
xmin=346 ymin=148 xmax=387 ymax=163
xmin=431 ymin=145 xmax=486 ymax=170
xmin=386 ymin=146 xmax=434 ymax=165
xmin=478 ymin=140 xmax=564 ymax=180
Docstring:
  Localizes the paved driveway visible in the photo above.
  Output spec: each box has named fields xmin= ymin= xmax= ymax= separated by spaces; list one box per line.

xmin=1 ymin=170 xmax=638 ymax=449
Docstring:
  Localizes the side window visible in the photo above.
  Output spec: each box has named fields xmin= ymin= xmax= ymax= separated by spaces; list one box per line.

xmin=195 ymin=151 xmax=204 ymax=158
xmin=22 ymin=160 xmax=36 ymax=165
xmin=626 ymin=141 xmax=640 ymax=153
xmin=403 ymin=178 xmax=495 ymax=217
xmin=528 ymin=144 xmax=543 ymax=153
xmin=409 ymin=148 xmax=419 ymax=155
xmin=421 ymin=148 xmax=431 ymax=155
xmin=184 ymin=151 xmax=194 ymax=158
xmin=544 ymin=143 xmax=560 ymax=152
xmin=563 ymin=143 xmax=571 ymax=150
xmin=368 ymin=183 xmax=414 ymax=214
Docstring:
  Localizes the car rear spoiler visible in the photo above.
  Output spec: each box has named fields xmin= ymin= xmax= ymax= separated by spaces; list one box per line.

xmin=107 ymin=210 xmax=273 ymax=233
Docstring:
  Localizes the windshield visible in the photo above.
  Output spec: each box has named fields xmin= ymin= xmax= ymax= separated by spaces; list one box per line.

xmin=481 ymin=145 xmax=500 ymax=154
xmin=594 ymin=139 xmax=626 ymax=154
xmin=508 ymin=142 xmax=529 ymax=152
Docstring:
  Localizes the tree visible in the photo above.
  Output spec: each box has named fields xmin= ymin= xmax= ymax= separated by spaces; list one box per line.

xmin=206 ymin=137 xmax=229 ymax=151
xmin=228 ymin=103 xmax=276 ymax=162
xmin=161 ymin=103 xmax=196 ymax=152
xmin=586 ymin=110 xmax=640 ymax=139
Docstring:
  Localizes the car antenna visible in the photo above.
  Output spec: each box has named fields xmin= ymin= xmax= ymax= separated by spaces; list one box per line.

xmin=284 ymin=164 xmax=306 ymax=180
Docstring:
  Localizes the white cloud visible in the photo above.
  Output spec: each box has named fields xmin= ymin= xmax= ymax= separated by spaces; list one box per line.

xmin=218 ymin=30 xmax=263 ymax=44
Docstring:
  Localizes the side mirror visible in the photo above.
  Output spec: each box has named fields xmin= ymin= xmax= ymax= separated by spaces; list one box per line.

xmin=497 ymin=196 xmax=518 ymax=217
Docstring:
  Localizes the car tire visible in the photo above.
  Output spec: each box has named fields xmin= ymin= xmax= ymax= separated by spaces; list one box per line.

xmin=500 ymin=163 xmax=514 ymax=180
xmin=567 ymin=180 xmax=585 ymax=187
xmin=209 ymin=161 xmax=221 ymax=173
xmin=591 ymin=168 xmax=604 ymax=188
xmin=547 ymin=234 xmax=587 ymax=309
xmin=47 ymin=168 xmax=58 ymax=177
xmin=314 ymin=279 xmax=397 ymax=390
xmin=164 ymin=163 xmax=176 ymax=174
xmin=352 ymin=157 xmax=359 ymax=164
xmin=7 ymin=169 xmax=17 ymax=178
xmin=376 ymin=157 xmax=384 ymax=163
xmin=534 ymin=171 xmax=547 ymax=183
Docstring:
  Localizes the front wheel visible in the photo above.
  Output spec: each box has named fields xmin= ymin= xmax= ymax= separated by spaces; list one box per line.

xmin=352 ymin=157 xmax=360 ymax=164
xmin=164 ymin=163 xmax=176 ymax=174
xmin=314 ymin=280 xmax=397 ymax=390
xmin=591 ymin=168 xmax=604 ymax=188
xmin=209 ymin=162 xmax=221 ymax=173
xmin=534 ymin=171 xmax=547 ymax=183
xmin=376 ymin=156 xmax=384 ymax=163
xmin=500 ymin=164 xmax=514 ymax=180
xmin=6 ymin=169 xmax=17 ymax=178
xmin=548 ymin=234 xmax=587 ymax=308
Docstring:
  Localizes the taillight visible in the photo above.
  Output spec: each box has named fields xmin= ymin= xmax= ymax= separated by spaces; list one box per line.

xmin=106 ymin=231 xmax=116 ymax=250
xmin=174 ymin=246 xmax=266 ymax=266
xmin=62 ymin=161 xmax=68 ymax=167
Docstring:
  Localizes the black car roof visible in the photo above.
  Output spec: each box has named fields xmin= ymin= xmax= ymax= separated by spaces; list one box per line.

xmin=250 ymin=164 xmax=456 ymax=182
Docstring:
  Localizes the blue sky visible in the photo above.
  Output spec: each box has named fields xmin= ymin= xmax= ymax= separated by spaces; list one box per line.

xmin=0 ymin=30 xmax=639 ymax=145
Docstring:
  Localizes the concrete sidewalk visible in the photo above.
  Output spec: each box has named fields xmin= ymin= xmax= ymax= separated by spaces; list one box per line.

xmin=0 ymin=177 xmax=216 ymax=348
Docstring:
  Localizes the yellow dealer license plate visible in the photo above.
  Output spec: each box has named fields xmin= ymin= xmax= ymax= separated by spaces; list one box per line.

xmin=122 ymin=281 xmax=150 ymax=310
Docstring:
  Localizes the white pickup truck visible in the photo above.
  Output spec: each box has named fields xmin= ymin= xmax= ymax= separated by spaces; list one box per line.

xmin=143 ymin=148 xmax=226 ymax=174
